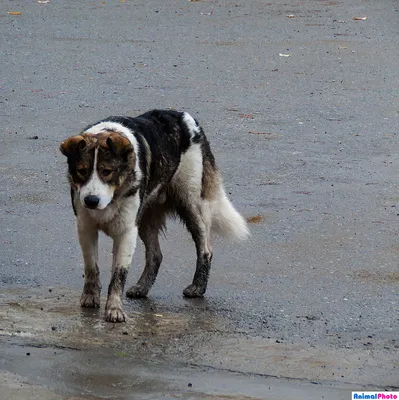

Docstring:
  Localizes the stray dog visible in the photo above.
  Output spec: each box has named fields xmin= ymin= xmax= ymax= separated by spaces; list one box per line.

xmin=60 ymin=110 xmax=249 ymax=322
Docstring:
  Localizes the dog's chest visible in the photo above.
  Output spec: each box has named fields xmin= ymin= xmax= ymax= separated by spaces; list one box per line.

xmin=81 ymin=195 xmax=140 ymax=237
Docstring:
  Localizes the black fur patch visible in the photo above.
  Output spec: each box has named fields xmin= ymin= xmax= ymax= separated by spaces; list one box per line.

xmin=70 ymin=187 xmax=77 ymax=216
xmin=123 ymin=187 xmax=139 ymax=198
xmin=97 ymin=111 xmax=194 ymax=200
xmin=66 ymin=146 xmax=95 ymax=186
xmin=108 ymin=267 xmax=128 ymax=296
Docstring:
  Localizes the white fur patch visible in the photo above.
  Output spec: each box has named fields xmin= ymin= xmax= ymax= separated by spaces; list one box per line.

xmin=79 ymin=191 xmax=140 ymax=238
xmin=112 ymin=225 xmax=138 ymax=271
xmin=85 ymin=121 xmax=142 ymax=182
xmin=116 ymin=192 xmax=140 ymax=231
xmin=182 ymin=112 xmax=200 ymax=138
xmin=79 ymin=148 xmax=114 ymax=210
xmin=172 ymin=143 xmax=203 ymax=196
xmin=210 ymin=187 xmax=250 ymax=241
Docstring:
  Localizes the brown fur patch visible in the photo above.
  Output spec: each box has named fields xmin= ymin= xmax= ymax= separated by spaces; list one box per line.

xmin=96 ymin=132 xmax=135 ymax=188
xmin=59 ymin=135 xmax=87 ymax=157
xmin=98 ymin=132 xmax=132 ymax=154
xmin=60 ymin=135 xmax=95 ymax=186
xmin=201 ymin=160 xmax=220 ymax=200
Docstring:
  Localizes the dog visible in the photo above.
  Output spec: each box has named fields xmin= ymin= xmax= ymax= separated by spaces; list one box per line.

xmin=60 ymin=110 xmax=249 ymax=322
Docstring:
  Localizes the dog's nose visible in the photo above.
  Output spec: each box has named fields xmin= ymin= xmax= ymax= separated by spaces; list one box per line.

xmin=84 ymin=195 xmax=100 ymax=209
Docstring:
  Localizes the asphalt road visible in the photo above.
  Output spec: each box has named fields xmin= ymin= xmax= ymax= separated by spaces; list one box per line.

xmin=1 ymin=0 xmax=398 ymax=398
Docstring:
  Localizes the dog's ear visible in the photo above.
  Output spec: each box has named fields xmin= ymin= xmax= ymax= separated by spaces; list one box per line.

xmin=106 ymin=134 xmax=133 ymax=158
xmin=59 ymin=135 xmax=87 ymax=157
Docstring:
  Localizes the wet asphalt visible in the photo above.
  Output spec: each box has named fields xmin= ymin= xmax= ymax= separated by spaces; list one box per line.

xmin=0 ymin=0 xmax=398 ymax=398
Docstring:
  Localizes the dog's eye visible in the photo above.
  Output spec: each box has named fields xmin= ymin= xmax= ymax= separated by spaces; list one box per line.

xmin=101 ymin=169 xmax=112 ymax=177
xmin=77 ymin=168 xmax=88 ymax=176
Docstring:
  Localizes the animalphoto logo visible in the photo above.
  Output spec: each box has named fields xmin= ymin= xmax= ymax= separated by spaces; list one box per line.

xmin=352 ymin=393 xmax=399 ymax=400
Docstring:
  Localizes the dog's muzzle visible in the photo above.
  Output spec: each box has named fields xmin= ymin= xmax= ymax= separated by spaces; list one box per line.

xmin=84 ymin=195 xmax=100 ymax=209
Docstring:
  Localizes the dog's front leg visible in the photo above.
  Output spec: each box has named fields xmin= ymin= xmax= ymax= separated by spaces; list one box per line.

xmin=105 ymin=227 xmax=138 ymax=322
xmin=77 ymin=219 xmax=101 ymax=308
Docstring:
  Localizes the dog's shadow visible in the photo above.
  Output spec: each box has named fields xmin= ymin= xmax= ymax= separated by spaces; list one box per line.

xmin=123 ymin=296 xmax=220 ymax=337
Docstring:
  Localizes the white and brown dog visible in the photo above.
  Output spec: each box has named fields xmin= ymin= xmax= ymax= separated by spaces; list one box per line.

xmin=60 ymin=110 xmax=249 ymax=322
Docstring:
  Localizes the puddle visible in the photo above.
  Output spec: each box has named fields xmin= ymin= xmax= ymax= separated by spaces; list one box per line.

xmin=0 ymin=287 xmax=397 ymax=389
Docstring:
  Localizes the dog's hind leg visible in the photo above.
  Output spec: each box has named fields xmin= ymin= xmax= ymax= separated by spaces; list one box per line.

xmin=126 ymin=207 xmax=166 ymax=298
xmin=77 ymin=219 xmax=101 ymax=308
xmin=179 ymin=201 xmax=213 ymax=298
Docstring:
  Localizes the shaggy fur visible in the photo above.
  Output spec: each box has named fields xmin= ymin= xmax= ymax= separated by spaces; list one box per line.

xmin=60 ymin=110 xmax=249 ymax=322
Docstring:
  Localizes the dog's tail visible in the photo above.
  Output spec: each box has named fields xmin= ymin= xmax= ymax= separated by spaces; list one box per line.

xmin=194 ymin=120 xmax=249 ymax=241
xmin=210 ymin=186 xmax=250 ymax=241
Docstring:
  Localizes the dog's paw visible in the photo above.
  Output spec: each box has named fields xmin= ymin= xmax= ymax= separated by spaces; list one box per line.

xmin=183 ymin=284 xmax=206 ymax=298
xmin=104 ymin=306 xmax=127 ymax=323
xmin=126 ymin=284 xmax=149 ymax=299
xmin=80 ymin=293 xmax=100 ymax=308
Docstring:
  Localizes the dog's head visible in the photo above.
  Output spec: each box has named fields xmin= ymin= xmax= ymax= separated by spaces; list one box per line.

xmin=60 ymin=132 xmax=134 ymax=210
